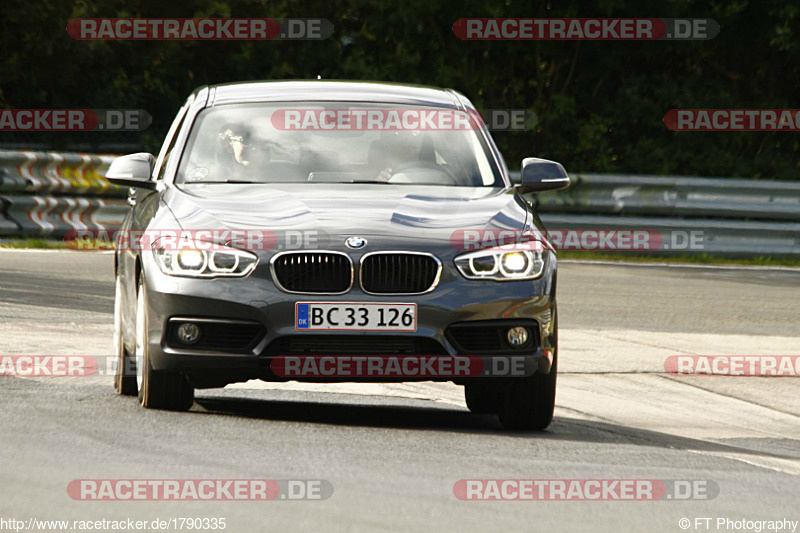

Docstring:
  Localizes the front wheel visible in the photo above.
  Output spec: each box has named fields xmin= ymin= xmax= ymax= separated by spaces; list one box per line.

xmin=113 ymin=273 xmax=137 ymax=396
xmin=464 ymin=381 xmax=498 ymax=414
xmin=135 ymin=275 xmax=194 ymax=411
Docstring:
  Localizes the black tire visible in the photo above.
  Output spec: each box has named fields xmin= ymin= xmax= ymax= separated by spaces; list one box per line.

xmin=136 ymin=276 xmax=194 ymax=411
xmin=464 ymin=381 xmax=498 ymax=414
xmin=113 ymin=274 xmax=137 ymax=396
xmin=496 ymin=309 xmax=558 ymax=431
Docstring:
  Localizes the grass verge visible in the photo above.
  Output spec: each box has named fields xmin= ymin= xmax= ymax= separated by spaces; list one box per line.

xmin=0 ymin=238 xmax=70 ymax=249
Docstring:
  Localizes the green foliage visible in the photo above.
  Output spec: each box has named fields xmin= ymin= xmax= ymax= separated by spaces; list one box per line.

xmin=1 ymin=0 xmax=798 ymax=178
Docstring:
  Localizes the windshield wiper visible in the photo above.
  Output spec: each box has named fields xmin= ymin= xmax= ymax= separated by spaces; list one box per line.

xmin=187 ymin=179 xmax=395 ymax=185
xmin=334 ymin=180 xmax=394 ymax=184
xmin=185 ymin=180 xmax=259 ymax=184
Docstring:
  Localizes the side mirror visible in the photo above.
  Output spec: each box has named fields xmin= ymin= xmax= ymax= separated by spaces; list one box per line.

xmin=105 ymin=153 xmax=156 ymax=189
xmin=516 ymin=157 xmax=570 ymax=194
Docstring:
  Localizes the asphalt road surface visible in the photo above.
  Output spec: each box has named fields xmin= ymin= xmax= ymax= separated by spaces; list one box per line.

xmin=1 ymin=250 xmax=799 ymax=532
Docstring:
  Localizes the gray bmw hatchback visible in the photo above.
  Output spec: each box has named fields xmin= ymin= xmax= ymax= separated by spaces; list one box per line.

xmin=107 ymin=80 xmax=569 ymax=430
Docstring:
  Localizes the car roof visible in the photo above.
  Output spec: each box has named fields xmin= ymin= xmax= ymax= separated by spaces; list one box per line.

xmin=208 ymin=80 xmax=467 ymax=109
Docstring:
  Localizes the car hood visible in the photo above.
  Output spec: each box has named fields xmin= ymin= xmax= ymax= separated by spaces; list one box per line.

xmin=163 ymin=183 xmax=530 ymax=250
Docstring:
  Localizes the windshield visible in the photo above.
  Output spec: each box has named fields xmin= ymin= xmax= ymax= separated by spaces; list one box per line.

xmin=175 ymin=102 xmax=502 ymax=187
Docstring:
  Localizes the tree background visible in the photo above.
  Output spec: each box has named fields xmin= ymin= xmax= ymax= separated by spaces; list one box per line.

xmin=1 ymin=0 xmax=798 ymax=179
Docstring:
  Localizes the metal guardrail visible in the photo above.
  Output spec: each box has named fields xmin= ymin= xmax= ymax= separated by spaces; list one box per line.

xmin=0 ymin=151 xmax=126 ymax=237
xmin=538 ymin=214 xmax=800 ymax=257
xmin=0 ymin=152 xmax=797 ymax=257
xmin=528 ymin=173 xmax=800 ymax=221
xmin=516 ymin=172 xmax=799 ymax=257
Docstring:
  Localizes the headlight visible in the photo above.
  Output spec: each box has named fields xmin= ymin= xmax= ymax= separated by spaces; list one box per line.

xmin=152 ymin=239 xmax=258 ymax=278
xmin=455 ymin=245 xmax=545 ymax=281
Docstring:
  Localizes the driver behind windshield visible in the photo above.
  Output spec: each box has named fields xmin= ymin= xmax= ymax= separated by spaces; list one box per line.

xmin=212 ymin=123 xmax=271 ymax=179
xmin=375 ymin=130 xmax=424 ymax=181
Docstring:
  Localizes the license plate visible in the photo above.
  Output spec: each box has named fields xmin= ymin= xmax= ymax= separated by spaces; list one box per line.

xmin=295 ymin=302 xmax=417 ymax=331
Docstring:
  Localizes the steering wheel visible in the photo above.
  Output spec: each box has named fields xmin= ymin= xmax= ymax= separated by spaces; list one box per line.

xmin=389 ymin=160 xmax=459 ymax=184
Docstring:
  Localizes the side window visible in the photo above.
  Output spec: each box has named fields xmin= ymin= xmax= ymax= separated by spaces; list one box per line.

xmin=153 ymin=99 xmax=191 ymax=181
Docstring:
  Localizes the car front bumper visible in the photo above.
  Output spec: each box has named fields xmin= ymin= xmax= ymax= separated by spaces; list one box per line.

xmin=140 ymin=251 xmax=557 ymax=388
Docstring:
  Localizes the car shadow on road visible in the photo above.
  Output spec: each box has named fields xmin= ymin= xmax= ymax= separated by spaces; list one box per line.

xmin=191 ymin=393 xmax=800 ymax=464
xmin=194 ymin=392 xmax=500 ymax=431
